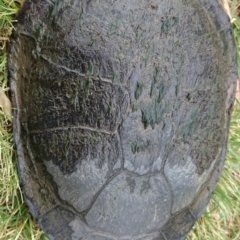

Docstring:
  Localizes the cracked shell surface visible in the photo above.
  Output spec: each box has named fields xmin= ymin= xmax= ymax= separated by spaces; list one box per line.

xmin=9 ymin=0 xmax=237 ymax=239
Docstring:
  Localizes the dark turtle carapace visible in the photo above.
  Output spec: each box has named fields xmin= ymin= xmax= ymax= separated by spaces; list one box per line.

xmin=8 ymin=0 xmax=237 ymax=239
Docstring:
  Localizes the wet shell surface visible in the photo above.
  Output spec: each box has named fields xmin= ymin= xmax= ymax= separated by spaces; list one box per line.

xmin=9 ymin=0 xmax=237 ymax=239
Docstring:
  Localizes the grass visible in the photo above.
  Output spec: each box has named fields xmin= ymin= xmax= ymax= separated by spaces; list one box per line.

xmin=0 ymin=0 xmax=240 ymax=239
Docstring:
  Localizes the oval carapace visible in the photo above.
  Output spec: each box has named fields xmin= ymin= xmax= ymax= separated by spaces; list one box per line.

xmin=9 ymin=0 xmax=237 ymax=239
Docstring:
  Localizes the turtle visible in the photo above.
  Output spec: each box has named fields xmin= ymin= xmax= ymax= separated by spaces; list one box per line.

xmin=8 ymin=0 xmax=237 ymax=239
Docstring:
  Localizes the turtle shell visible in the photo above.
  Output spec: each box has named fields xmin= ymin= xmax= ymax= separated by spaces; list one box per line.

xmin=9 ymin=0 xmax=237 ymax=239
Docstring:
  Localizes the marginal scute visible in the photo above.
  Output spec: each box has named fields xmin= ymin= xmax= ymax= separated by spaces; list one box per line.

xmin=190 ymin=140 xmax=228 ymax=219
xmin=160 ymin=209 xmax=196 ymax=240
xmin=39 ymin=206 xmax=75 ymax=239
